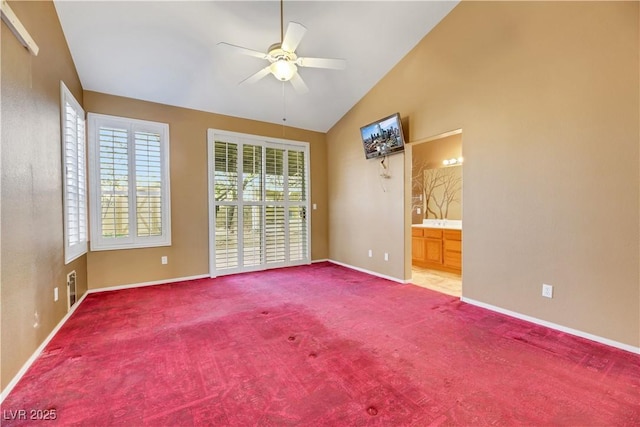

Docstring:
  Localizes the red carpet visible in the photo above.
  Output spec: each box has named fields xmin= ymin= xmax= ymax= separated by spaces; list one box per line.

xmin=3 ymin=262 xmax=639 ymax=425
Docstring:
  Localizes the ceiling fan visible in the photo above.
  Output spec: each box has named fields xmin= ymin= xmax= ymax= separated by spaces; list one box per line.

xmin=217 ymin=0 xmax=347 ymax=94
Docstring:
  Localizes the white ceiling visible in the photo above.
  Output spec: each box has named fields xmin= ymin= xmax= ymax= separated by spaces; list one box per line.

xmin=54 ymin=1 xmax=458 ymax=133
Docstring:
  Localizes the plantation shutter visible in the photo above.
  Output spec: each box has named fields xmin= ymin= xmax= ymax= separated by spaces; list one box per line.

xmin=88 ymin=114 xmax=171 ymax=251
xmin=265 ymin=147 xmax=286 ymax=264
xmin=209 ymin=130 xmax=310 ymax=276
xmin=213 ymin=141 xmax=239 ymax=270
xmin=99 ymin=126 xmax=130 ymax=239
xmin=61 ymin=82 xmax=88 ymax=263
xmin=287 ymin=150 xmax=307 ymax=262
xmin=243 ymin=144 xmax=263 ymax=267
xmin=135 ymin=131 xmax=163 ymax=237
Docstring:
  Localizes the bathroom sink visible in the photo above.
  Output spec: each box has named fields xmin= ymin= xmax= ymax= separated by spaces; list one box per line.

xmin=419 ymin=219 xmax=462 ymax=229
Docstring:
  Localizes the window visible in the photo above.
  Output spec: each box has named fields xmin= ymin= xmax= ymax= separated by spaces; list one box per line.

xmin=60 ymin=82 xmax=87 ymax=263
xmin=208 ymin=129 xmax=310 ymax=276
xmin=87 ymin=113 xmax=171 ymax=251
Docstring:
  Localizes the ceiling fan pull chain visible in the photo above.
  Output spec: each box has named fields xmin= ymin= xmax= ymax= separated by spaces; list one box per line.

xmin=282 ymin=81 xmax=287 ymax=136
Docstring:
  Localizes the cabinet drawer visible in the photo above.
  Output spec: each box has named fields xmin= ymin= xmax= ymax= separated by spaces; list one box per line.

xmin=444 ymin=230 xmax=462 ymax=241
xmin=444 ymin=239 xmax=461 ymax=252
xmin=412 ymin=228 xmax=424 ymax=237
xmin=444 ymin=252 xmax=462 ymax=268
xmin=424 ymin=228 xmax=442 ymax=239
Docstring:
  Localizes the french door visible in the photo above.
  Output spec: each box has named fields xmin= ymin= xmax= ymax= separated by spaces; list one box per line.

xmin=207 ymin=129 xmax=310 ymax=276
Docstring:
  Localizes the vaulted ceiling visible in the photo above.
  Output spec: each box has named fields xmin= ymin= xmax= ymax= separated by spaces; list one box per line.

xmin=54 ymin=1 xmax=458 ymax=132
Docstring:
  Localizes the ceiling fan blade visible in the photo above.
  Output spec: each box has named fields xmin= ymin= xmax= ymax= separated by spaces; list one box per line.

xmin=240 ymin=66 xmax=272 ymax=85
xmin=296 ymin=57 xmax=347 ymax=70
xmin=217 ymin=42 xmax=269 ymax=60
xmin=281 ymin=22 xmax=307 ymax=53
xmin=289 ymin=73 xmax=309 ymax=94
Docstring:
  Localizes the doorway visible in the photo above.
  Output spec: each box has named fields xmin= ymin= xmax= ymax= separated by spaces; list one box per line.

xmin=408 ymin=130 xmax=463 ymax=297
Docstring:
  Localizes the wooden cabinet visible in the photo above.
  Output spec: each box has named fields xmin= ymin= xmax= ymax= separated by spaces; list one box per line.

xmin=411 ymin=227 xmax=461 ymax=274
xmin=443 ymin=230 xmax=462 ymax=270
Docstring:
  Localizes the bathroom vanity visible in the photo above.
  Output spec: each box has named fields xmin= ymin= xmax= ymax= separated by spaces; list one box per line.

xmin=411 ymin=220 xmax=461 ymax=274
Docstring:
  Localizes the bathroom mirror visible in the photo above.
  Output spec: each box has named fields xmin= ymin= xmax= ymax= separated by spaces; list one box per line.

xmin=414 ymin=165 xmax=461 ymax=220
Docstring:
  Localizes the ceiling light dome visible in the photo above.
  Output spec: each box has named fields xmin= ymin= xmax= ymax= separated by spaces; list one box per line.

xmin=270 ymin=59 xmax=296 ymax=81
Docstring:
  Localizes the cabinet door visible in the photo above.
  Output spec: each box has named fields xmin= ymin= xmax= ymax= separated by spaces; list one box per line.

xmin=412 ymin=237 xmax=426 ymax=262
xmin=425 ymin=238 xmax=443 ymax=263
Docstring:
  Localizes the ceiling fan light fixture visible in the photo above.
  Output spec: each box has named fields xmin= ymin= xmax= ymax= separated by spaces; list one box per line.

xmin=271 ymin=59 xmax=296 ymax=81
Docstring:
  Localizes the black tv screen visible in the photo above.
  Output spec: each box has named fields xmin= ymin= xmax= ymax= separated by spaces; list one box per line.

xmin=360 ymin=112 xmax=405 ymax=159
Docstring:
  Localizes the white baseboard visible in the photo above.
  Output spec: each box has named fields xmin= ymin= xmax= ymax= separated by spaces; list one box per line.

xmin=311 ymin=258 xmax=329 ymax=263
xmin=0 ymin=291 xmax=89 ymax=404
xmin=87 ymin=274 xmax=210 ymax=294
xmin=328 ymin=259 xmax=410 ymax=284
xmin=461 ymin=297 xmax=640 ymax=355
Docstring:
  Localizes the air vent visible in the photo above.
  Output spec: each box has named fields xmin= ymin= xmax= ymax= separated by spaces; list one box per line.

xmin=66 ymin=270 xmax=77 ymax=312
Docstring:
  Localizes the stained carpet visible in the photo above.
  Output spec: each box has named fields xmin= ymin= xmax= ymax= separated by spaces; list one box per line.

xmin=3 ymin=262 xmax=639 ymax=425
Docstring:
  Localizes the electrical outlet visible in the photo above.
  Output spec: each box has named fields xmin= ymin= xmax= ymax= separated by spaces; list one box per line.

xmin=312 ymin=203 xmax=317 ymax=210
xmin=384 ymin=253 xmax=389 ymax=261
xmin=417 ymin=208 xmax=421 ymax=215
xmin=368 ymin=249 xmax=372 ymax=258
xmin=161 ymin=256 xmax=168 ymax=265
xmin=54 ymin=287 xmax=59 ymax=302
xmin=542 ymin=283 xmax=553 ymax=298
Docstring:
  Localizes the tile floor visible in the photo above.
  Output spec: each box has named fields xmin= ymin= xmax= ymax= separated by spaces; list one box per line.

xmin=410 ymin=266 xmax=462 ymax=297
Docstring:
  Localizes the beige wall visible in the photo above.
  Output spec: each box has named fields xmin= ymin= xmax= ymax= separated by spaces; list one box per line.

xmin=83 ymin=91 xmax=328 ymax=289
xmin=1 ymin=1 xmax=88 ymax=390
xmin=327 ymin=1 xmax=639 ymax=347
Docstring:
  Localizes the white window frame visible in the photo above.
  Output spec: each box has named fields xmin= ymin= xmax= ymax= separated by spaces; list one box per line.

xmin=60 ymin=82 xmax=88 ymax=264
xmin=207 ymin=129 xmax=311 ymax=277
xmin=87 ymin=113 xmax=171 ymax=251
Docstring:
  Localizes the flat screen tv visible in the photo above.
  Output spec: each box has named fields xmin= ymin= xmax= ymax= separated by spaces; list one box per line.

xmin=360 ymin=112 xmax=405 ymax=160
